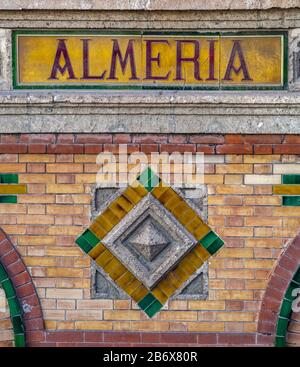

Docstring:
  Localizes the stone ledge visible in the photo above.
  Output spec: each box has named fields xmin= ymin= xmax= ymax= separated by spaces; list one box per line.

xmin=1 ymin=0 xmax=300 ymax=11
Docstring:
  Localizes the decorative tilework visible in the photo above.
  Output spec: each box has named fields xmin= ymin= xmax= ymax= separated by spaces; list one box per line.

xmin=0 ymin=263 xmax=25 ymax=347
xmin=0 ymin=174 xmax=26 ymax=204
xmin=75 ymin=167 xmax=225 ymax=318
xmin=274 ymin=174 xmax=300 ymax=206
xmin=275 ymin=266 xmax=300 ymax=347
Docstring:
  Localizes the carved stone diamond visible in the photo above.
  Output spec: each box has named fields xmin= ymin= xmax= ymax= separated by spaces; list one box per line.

xmin=102 ymin=194 xmax=196 ymax=289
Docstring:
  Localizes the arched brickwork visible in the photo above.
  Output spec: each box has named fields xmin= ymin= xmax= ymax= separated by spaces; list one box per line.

xmin=0 ymin=228 xmax=44 ymax=346
xmin=257 ymin=234 xmax=300 ymax=346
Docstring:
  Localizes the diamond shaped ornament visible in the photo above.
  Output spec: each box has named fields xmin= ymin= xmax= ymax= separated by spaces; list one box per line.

xmin=75 ymin=167 xmax=225 ymax=318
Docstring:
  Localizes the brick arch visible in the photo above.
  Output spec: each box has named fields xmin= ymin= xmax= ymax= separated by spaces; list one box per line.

xmin=0 ymin=228 xmax=45 ymax=346
xmin=257 ymin=234 xmax=300 ymax=346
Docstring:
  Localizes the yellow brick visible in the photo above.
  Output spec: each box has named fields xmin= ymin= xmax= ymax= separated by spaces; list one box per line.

xmin=217 ymin=248 xmax=253 ymax=258
xmin=203 ymin=175 xmax=224 ymax=184
xmin=159 ymin=311 xmax=198 ymax=321
xmin=46 ymin=288 xmax=83 ymax=299
xmin=76 ymin=174 xmax=97 ymax=184
xmin=216 ymin=312 xmax=254 ymax=322
xmin=188 ymin=300 xmax=226 ymax=310
xmin=246 ymin=280 xmax=268 ymax=289
xmin=74 ymin=154 xmax=98 ymax=163
xmin=66 ymin=310 xmax=102 ymax=320
xmin=48 ymin=226 xmax=82 ymax=236
xmin=244 ymin=259 xmax=275 ymax=269
xmin=47 ymin=205 xmax=83 ymax=215
xmin=104 ymin=310 xmax=141 ymax=320
xmin=0 ymin=163 xmax=26 ymax=172
xmin=244 ymin=196 xmax=281 ymax=205
xmin=0 ymin=204 xmax=26 ymax=214
xmin=215 ymin=185 xmax=253 ymax=195
xmin=46 ymin=184 xmax=84 ymax=194
xmin=128 ymin=322 xmax=170 ymax=332
xmin=244 ymin=155 xmax=280 ymax=164
xmin=243 ymin=323 xmax=257 ymax=333
xmin=216 ymin=269 xmax=254 ymax=279
xmin=216 ymin=164 xmax=253 ymax=174
xmin=224 ymin=175 xmax=243 ymax=184
xmin=24 ymin=257 xmax=57 ymax=266
xmin=75 ymin=321 xmax=112 ymax=330
xmin=18 ymin=195 xmax=55 ymax=204
xmin=47 ymin=268 xmax=83 ymax=278
xmin=17 ymin=214 xmax=54 ymax=225
xmin=57 ymin=321 xmax=75 ymax=330
xmin=46 ymin=164 xmax=83 ymax=173
xmin=18 ymin=235 xmax=56 ymax=246
xmin=274 ymin=206 xmax=300 ymax=216
xmin=245 ymin=238 xmax=282 ymax=248
xmin=215 ymin=290 xmax=253 ymax=300
xmin=244 ymin=217 xmax=282 ymax=227
xmin=19 ymin=174 xmax=55 ymax=183
xmin=45 ymin=248 xmax=82 ymax=257
xmin=188 ymin=322 xmax=225 ymax=332
xmin=219 ymin=227 xmax=253 ymax=237
xmin=212 ymin=206 xmax=253 ymax=216
xmin=19 ymin=154 xmax=55 ymax=162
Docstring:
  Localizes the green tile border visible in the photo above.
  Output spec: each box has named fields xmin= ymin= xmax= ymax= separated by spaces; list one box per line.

xmin=282 ymin=196 xmax=300 ymax=206
xmin=12 ymin=30 xmax=288 ymax=91
xmin=0 ymin=196 xmax=18 ymax=203
xmin=282 ymin=174 xmax=300 ymax=184
xmin=275 ymin=266 xmax=300 ymax=347
xmin=0 ymin=263 xmax=25 ymax=347
xmin=0 ymin=174 xmax=18 ymax=184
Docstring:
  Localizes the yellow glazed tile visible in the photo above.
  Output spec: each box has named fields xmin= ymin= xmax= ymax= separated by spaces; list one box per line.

xmin=123 ymin=278 xmax=143 ymax=296
xmin=172 ymin=201 xmax=191 ymax=218
xmin=152 ymin=287 xmax=169 ymax=304
xmin=131 ymin=284 xmax=148 ymax=303
xmin=115 ymin=271 xmax=136 ymax=289
xmin=164 ymin=195 xmax=183 ymax=213
xmin=179 ymin=257 xmax=198 ymax=275
xmin=0 ymin=184 xmax=27 ymax=194
xmin=104 ymin=257 xmax=128 ymax=280
xmin=273 ymin=185 xmax=300 ymax=195
xmin=193 ymin=223 xmax=211 ymax=241
xmin=157 ymin=278 xmax=177 ymax=297
xmin=186 ymin=251 xmax=204 ymax=269
xmin=193 ymin=244 xmax=211 ymax=262
xmin=185 ymin=216 xmax=203 ymax=234
xmin=130 ymin=181 xmax=148 ymax=198
xmin=115 ymin=195 xmax=134 ymax=213
xmin=88 ymin=242 xmax=106 ymax=259
xmin=172 ymin=265 xmax=191 ymax=283
xmin=95 ymin=214 xmax=114 ymax=232
xmin=151 ymin=183 xmax=169 ymax=200
xmin=157 ymin=188 xmax=177 ymax=205
xmin=89 ymin=223 xmax=107 ymax=239
xmin=165 ymin=271 xmax=184 ymax=289
xmin=101 ymin=208 xmax=120 ymax=227
xmin=109 ymin=201 xmax=127 ymax=219
xmin=123 ymin=186 xmax=145 ymax=205
xmin=95 ymin=249 xmax=114 ymax=268
xmin=177 ymin=207 xmax=197 ymax=227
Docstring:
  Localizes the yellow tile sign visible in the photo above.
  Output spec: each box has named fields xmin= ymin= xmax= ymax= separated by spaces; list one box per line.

xmin=13 ymin=32 xmax=286 ymax=89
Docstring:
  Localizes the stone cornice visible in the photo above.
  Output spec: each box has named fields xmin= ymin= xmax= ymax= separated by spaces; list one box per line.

xmin=0 ymin=0 xmax=300 ymax=11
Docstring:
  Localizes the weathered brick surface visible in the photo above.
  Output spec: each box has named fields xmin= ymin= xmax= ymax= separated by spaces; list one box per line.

xmin=0 ymin=134 xmax=299 ymax=346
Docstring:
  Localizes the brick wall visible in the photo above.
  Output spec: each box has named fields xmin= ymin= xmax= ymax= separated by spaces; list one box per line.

xmin=0 ymin=133 xmax=299 ymax=346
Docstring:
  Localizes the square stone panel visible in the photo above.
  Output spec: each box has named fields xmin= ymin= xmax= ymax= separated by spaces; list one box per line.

xmin=102 ymin=194 xmax=196 ymax=289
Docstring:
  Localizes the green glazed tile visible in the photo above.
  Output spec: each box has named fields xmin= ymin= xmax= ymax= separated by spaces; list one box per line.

xmin=82 ymin=229 xmax=100 ymax=247
xmin=275 ymin=336 xmax=286 ymax=347
xmin=1 ymin=279 xmax=15 ymax=299
xmin=75 ymin=236 xmax=93 ymax=254
xmin=279 ymin=299 xmax=292 ymax=319
xmin=138 ymin=168 xmax=160 ymax=192
xmin=282 ymin=196 xmax=300 ymax=206
xmin=14 ymin=334 xmax=25 ymax=347
xmin=199 ymin=231 xmax=218 ymax=249
xmin=276 ymin=317 xmax=289 ymax=337
xmin=0 ymin=264 xmax=8 ymax=282
xmin=12 ymin=316 xmax=24 ymax=334
xmin=282 ymin=174 xmax=300 ymax=184
xmin=138 ymin=292 xmax=156 ymax=310
xmin=0 ymin=174 xmax=18 ymax=184
xmin=7 ymin=297 xmax=21 ymax=317
xmin=207 ymin=237 xmax=224 ymax=255
xmin=144 ymin=299 xmax=163 ymax=318
xmin=0 ymin=195 xmax=18 ymax=203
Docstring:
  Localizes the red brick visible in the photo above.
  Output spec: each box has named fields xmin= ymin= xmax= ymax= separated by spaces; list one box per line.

xmin=244 ymin=135 xmax=282 ymax=144
xmin=16 ymin=283 xmax=35 ymax=298
xmin=218 ymin=333 xmax=256 ymax=345
xmin=20 ymin=134 xmax=56 ymax=143
xmin=46 ymin=331 xmax=84 ymax=342
xmin=12 ymin=271 xmax=31 ymax=288
xmin=196 ymin=145 xmax=215 ymax=154
xmin=104 ymin=332 xmax=141 ymax=343
xmin=140 ymin=144 xmax=159 ymax=153
xmin=133 ymin=134 xmax=168 ymax=144
xmin=28 ymin=144 xmax=46 ymax=153
xmin=0 ymin=249 xmax=19 ymax=266
xmin=47 ymin=144 xmax=83 ymax=154
xmin=197 ymin=333 xmax=218 ymax=344
xmin=112 ymin=134 xmax=131 ymax=143
xmin=103 ymin=144 xmax=139 ymax=153
xmin=84 ymin=144 xmax=103 ymax=154
xmin=189 ymin=135 xmax=224 ymax=144
xmin=283 ymin=135 xmax=300 ymax=144
xmin=168 ymin=135 xmax=188 ymax=143
xmin=224 ymin=135 xmax=244 ymax=144
xmin=23 ymin=306 xmax=43 ymax=320
xmin=274 ymin=265 xmax=294 ymax=281
xmin=25 ymin=318 xmax=44 ymax=331
xmin=268 ymin=275 xmax=289 ymax=293
xmin=257 ymin=334 xmax=274 ymax=346
xmin=257 ymin=320 xmax=276 ymax=334
xmin=0 ymin=144 xmax=27 ymax=153
xmin=27 ymin=163 xmax=46 ymax=173
xmin=278 ymin=255 xmax=299 ymax=273
xmin=26 ymin=331 xmax=46 ymax=343
xmin=84 ymin=332 xmax=104 ymax=343
xmin=0 ymin=239 xmax=13 ymax=257
xmin=273 ymin=144 xmax=300 ymax=154
xmin=216 ymin=144 xmax=253 ymax=154
xmin=76 ymin=134 xmax=112 ymax=144
xmin=160 ymin=144 xmax=196 ymax=153
xmin=1 ymin=135 xmax=18 ymax=143
xmin=141 ymin=333 xmax=160 ymax=343
xmin=160 ymin=333 xmax=197 ymax=344
xmin=6 ymin=260 xmax=26 ymax=277
xmin=254 ymin=145 xmax=273 ymax=154
xmin=57 ymin=134 xmax=75 ymax=143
